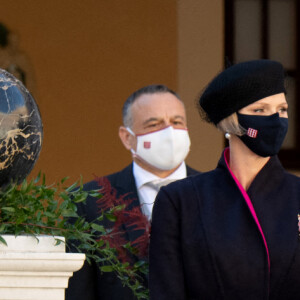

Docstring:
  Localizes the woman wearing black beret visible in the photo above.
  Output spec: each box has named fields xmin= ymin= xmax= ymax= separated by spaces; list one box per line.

xmin=149 ymin=60 xmax=300 ymax=300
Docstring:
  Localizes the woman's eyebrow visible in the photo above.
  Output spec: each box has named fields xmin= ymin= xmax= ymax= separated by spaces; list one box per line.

xmin=277 ymin=102 xmax=288 ymax=106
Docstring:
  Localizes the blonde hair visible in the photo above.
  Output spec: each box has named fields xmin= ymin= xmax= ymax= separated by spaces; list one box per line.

xmin=217 ymin=113 xmax=246 ymax=136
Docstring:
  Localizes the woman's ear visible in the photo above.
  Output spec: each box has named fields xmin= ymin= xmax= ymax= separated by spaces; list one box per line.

xmin=119 ymin=126 xmax=136 ymax=150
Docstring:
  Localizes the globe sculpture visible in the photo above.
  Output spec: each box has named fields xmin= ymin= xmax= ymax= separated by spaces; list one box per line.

xmin=0 ymin=68 xmax=43 ymax=188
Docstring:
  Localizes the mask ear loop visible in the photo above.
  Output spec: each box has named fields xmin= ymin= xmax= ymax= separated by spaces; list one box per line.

xmin=126 ymin=127 xmax=137 ymax=156
xmin=126 ymin=127 xmax=135 ymax=136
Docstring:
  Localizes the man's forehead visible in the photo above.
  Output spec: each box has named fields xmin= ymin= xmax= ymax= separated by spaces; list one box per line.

xmin=130 ymin=93 xmax=186 ymax=128
xmin=132 ymin=92 xmax=184 ymax=112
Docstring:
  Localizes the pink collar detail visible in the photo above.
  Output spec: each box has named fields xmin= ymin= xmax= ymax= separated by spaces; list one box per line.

xmin=223 ymin=148 xmax=270 ymax=272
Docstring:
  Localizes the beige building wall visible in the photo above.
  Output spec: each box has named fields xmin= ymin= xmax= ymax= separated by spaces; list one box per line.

xmin=178 ymin=0 xmax=224 ymax=172
xmin=0 ymin=1 xmax=224 ymax=184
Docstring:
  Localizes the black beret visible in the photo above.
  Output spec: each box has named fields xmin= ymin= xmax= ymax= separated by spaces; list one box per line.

xmin=199 ymin=59 xmax=286 ymax=125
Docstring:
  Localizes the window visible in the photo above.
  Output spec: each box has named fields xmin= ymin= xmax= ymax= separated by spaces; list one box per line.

xmin=225 ymin=0 xmax=300 ymax=169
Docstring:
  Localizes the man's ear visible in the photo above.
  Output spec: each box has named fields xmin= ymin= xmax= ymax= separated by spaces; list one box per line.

xmin=119 ymin=126 xmax=135 ymax=150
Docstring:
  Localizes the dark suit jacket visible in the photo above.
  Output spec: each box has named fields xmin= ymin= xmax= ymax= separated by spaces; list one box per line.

xmin=66 ymin=163 xmax=198 ymax=300
xmin=150 ymin=150 xmax=300 ymax=300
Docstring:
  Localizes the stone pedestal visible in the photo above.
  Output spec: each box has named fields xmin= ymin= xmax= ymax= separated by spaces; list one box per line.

xmin=0 ymin=235 xmax=85 ymax=300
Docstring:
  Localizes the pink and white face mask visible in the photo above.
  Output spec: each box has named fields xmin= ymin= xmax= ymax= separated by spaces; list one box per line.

xmin=127 ymin=126 xmax=191 ymax=170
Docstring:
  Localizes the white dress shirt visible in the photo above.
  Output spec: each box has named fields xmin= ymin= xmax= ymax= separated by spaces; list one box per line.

xmin=133 ymin=162 xmax=187 ymax=220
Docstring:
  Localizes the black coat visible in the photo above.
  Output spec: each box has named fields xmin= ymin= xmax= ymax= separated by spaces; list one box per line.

xmin=66 ymin=163 xmax=198 ymax=300
xmin=149 ymin=150 xmax=300 ymax=300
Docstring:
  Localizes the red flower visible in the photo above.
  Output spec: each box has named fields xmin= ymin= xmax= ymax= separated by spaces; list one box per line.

xmin=95 ymin=176 xmax=151 ymax=262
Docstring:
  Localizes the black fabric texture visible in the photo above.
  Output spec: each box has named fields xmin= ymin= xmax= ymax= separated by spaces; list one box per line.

xmin=199 ymin=59 xmax=286 ymax=124
xmin=66 ymin=163 xmax=199 ymax=300
xmin=149 ymin=151 xmax=300 ymax=300
xmin=237 ymin=112 xmax=288 ymax=157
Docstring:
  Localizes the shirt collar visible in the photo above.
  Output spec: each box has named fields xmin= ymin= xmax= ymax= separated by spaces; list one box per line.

xmin=133 ymin=161 xmax=187 ymax=189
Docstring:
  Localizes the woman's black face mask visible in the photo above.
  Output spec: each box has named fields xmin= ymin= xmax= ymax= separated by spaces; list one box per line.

xmin=237 ymin=113 xmax=288 ymax=157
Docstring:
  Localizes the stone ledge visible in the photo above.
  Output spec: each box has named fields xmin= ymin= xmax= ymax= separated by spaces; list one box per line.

xmin=0 ymin=235 xmax=86 ymax=300
xmin=0 ymin=252 xmax=85 ymax=272
xmin=0 ymin=235 xmax=65 ymax=253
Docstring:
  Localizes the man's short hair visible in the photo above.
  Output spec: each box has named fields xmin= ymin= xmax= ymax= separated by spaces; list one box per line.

xmin=122 ymin=84 xmax=181 ymax=128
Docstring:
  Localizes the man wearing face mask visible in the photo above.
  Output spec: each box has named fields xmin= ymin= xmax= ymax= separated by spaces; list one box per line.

xmin=66 ymin=84 xmax=198 ymax=300
xmin=117 ymin=84 xmax=197 ymax=221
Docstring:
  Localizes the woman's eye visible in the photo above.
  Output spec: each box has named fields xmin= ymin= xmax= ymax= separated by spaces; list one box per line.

xmin=253 ymin=108 xmax=263 ymax=113
xmin=279 ymin=107 xmax=288 ymax=113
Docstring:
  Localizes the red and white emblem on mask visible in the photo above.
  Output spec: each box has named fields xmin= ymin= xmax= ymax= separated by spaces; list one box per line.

xmin=247 ymin=128 xmax=258 ymax=138
xmin=144 ymin=141 xmax=151 ymax=149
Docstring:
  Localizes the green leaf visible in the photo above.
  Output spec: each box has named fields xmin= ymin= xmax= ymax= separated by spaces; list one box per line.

xmin=96 ymin=239 xmax=105 ymax=247
xmin=3 ymin=183 xmax=17 ymax=194
xmin=134 ymin=260 xmax=147 ymax=268
xmin=60 ymin=176 xmax=69 ymax=184
xmin=89 ymin=191 xmax=102 ymax=198
xmin=25 ymin=180 xmax=34 ymax=193
xmin=61 ymin=209 xmax=78 ymax=217
xmin=65 ymin=182 xmax=78 ymax=192
xmin=95 ymin=215 xmax=104 ymax=222
xmin=36 ymin=211 xmax=42 ymax=221
xmin=20 ymin=180 xmax=27 ymax=193
xmin=1 ymin=207 xmax=15 ymax=213
xmin=42 ymin=173 xmax=46 ymax=185
xmin=105 ymin=213 xmax=117 ymax=222
xmin=59 ymin=192 xmax=69 ymax=201
xmin=100 ymin=265 xmax=114 ymax=272
xmin=91 ymin=223 xmax=105 ymax=232
xmin=73 ymin=192 xmax=88 ymax=203
xmin=43 ymin=212 xmax=56 ymax=218
xmin=0 ymin=173 xmax=149 ymax=298
xmin=113 ymin=204 xmax=126 ymax=211
xmin=79 ymin=175 xmax=84 ymax=189
xmin=0 ymin=224 xmax=6 ymax=233
xmin=0 ymin=236 xmax=7 ymax=246
xmin=34 ymin=171 xmax=41 ymax=183
xmin=54 ymin=238 xmax=65 ymax=246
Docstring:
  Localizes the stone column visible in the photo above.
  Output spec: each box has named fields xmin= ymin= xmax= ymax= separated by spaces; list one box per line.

xmin=0 ymin=235 xmax=85 ymax=300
